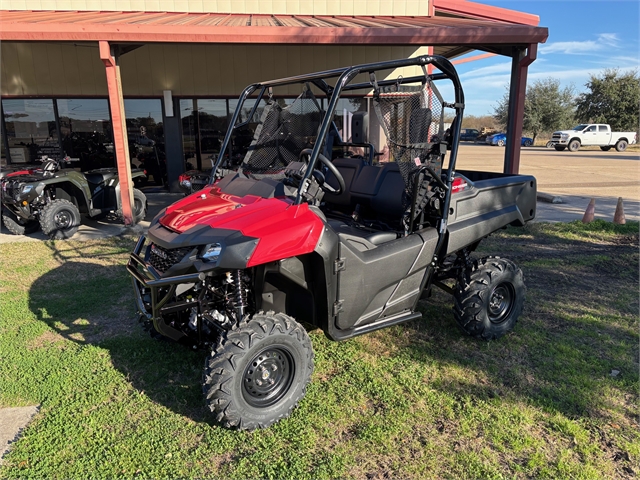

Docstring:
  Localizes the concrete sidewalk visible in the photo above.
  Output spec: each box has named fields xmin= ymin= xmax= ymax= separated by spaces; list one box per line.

xmin=536 ymin=193 xmax=640 ymax=223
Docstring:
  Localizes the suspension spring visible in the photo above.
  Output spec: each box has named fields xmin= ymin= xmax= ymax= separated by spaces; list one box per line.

xmin=232 ymin=269 xmax=247 ymax=320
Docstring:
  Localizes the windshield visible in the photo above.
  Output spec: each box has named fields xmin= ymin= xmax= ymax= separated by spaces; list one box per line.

xmin=572 ymin=124 xmax=589 ymax=131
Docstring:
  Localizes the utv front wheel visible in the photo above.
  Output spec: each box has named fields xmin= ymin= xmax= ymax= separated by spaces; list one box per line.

xmin=2 ymin=209 xmax=39 ymax=235
xmin=453 ymin=257 xmax=525 ymax=340
xmin=39 ymin=199 xmax=81 ymax=240
xmin=203 ymin=312 xmax=313 ymax=430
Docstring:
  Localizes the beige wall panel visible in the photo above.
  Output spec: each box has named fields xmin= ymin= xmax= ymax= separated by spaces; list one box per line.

xmin=204 ymin=45 xmax=223 ymax=95
xmin=134 ymin=45 xmax=153 ymax=95
xmin=61 ymin=46 xmax=82 ymax=94
xmin=257 ymin=44 xmax=275 ymax=86
xmin=176 ymin=45 xmax=195 ymax=96
xmin=1 ymin=43 xmax=21 ymax=95
xmin=8 ymin=0 xmax=430 ymax=14
xmin=146 ymin=44 xmax=168 ymax=91
xmin=76 ymin=45 xmax=99 ymax=95
xmin=29 ymin=44 xmax=52 ymax=95
xmin=271 ymin=0 xmax=285 ymax=13
xmin=130 ymin=0 xmax=146 ymax=9
xmin=70 ymin=0 xmax=88 ymax=9
xmin=190 ymin=45 xmax=207 ymax=94
xmin=14 ymin=44 xmax=37 ymax=96
xmin=162 ymin=44 xmax=181 ymax=91
xmin=45 ymin=44 xmax=68 ymax=94
xmin=217 ymin=46 xmax=236 ymax=93
xmin=158 ymin=0 xmax=175 ymax=11
xmin=217 ymin=0 xmax=232 ymax=12
xmin=120 ymin=53 xmax=140 ymax=96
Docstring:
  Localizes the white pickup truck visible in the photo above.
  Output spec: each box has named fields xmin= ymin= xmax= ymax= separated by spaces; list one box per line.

xmin=549 ymin=124 xmax=637 ymax=152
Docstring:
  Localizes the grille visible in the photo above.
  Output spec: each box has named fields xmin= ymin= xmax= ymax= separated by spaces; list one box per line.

xmin=148 ymin=243 xmax=193 ymax=273
xmin=191 ymin=175 xmax=209 ymax=192
xmin=552 ymin=133 xmax=562 ymax=139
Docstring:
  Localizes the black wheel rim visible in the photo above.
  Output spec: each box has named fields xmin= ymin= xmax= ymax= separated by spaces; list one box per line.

xmin=487 ymin=282 xmax=515 ymax=324
xmin=54 ymin=210 xmax=72 ymax=229
xmin=242 ymin=346 xmax=295 ymax=408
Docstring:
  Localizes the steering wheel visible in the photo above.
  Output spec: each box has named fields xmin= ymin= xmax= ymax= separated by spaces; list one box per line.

xmin=299 ymin=149 xmax=345 ymax=196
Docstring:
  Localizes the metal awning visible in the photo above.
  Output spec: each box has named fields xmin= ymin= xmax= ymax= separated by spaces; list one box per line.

xmin=0 ymin=10 xmax=547 ymax=57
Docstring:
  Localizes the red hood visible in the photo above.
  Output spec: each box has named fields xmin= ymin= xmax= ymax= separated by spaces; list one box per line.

xmin=160 ymin=187 xmax=294 ymax=233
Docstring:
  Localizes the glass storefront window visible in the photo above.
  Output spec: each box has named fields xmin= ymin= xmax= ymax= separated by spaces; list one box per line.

xmin=2 ymin=99 xmax=61 ymax=165
xmin=57 ymin=99 xmax=113 ymax=171
xmin=180 ymin=99 xmax=198 ymax=171
xmin=197 ymin=99 xmax=229 ymax=167
xmin=125 ymin=99 xmax=166 ymax=186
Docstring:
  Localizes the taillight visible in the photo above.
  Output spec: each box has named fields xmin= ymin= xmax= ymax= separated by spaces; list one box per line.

xmin=452 ymin=177 xmax=467 ymax=194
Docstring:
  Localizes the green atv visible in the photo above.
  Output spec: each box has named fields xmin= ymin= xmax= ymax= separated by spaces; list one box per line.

xmin=1 ymin=157 xmax=147 ymax=240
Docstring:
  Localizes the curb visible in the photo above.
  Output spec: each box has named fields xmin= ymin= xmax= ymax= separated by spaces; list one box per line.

xmin=537 ymin=192 xmax=563 ymax=204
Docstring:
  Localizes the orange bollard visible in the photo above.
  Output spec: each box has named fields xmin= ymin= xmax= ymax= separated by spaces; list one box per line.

xmin=613 ymin=197 xmax=626 ymax=225
xmin=582 ymin=198 xmax=595 ymax=223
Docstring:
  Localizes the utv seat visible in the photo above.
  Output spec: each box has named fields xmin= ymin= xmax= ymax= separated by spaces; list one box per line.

xmin=324 ymin=157 xmax=367 ymax=208
xmin=327 ymin=218 xmax=398 ymax=251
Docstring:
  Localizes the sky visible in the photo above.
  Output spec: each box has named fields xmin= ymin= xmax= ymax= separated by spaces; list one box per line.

xmin=451 ymin=0 xmax=640 ymax=117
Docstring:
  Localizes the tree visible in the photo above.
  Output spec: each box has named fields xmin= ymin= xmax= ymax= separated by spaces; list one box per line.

xmin=575 ymin=69 xmax=640 ymax=131
xmin=493 ymin=78 xmax=575 ymax=142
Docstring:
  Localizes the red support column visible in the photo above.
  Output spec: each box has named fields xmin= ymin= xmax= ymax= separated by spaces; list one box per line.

xmin=99 ymin=40 xmax=134 ymax=225
xmin=504 ymin=43 xmax=537 ymax=174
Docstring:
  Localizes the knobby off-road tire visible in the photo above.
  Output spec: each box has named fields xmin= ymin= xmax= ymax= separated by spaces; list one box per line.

xmin=453 ymin=257 xmax=525 ymax=340
xmin=39 ymin=199 xmax=81 ymax=240
xmin=203 ymin=311 xmax=314 ymax=430
xmin=2 ymin=209 xmax=39 ymax=235
xmin=615 ymin=139 xmax=628 ymax=152
xmin=116 ymin=188 xmax=147 ymax=224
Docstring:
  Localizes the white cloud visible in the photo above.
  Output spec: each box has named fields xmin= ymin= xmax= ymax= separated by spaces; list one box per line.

xmin=539 ymin=33 xmax=620 ymax=55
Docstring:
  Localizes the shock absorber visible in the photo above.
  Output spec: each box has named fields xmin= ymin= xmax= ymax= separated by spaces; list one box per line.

xmin=232 ymin=269 xmax=247 ymax=320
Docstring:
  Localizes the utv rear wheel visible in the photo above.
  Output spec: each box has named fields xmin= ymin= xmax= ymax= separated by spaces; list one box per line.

xmin=203 ymin=312 xmax=313 ymax=430
xmin=39 ymin=199 xmax=81 ymax=240
xmin=453 ymin=257 xmax=525 ymax=340
xmin=2 ymin=209 xmax=39 ymax=235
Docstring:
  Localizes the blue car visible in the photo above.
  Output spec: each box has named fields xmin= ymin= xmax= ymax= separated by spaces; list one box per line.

xmin=487 ymin=133 xmax=533 ymax=147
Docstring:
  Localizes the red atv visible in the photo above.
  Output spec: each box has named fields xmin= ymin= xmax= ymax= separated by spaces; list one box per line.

xmin=128 ymin=56 xmax=536 ymax=430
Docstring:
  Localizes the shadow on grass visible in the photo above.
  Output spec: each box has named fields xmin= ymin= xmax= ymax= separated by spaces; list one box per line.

xmin=26 ymin=225 xmax=638 ymax=428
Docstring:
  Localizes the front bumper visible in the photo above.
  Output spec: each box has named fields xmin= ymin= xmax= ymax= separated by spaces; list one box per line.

xmin=127 ymin=235 xmax=202 ymax=341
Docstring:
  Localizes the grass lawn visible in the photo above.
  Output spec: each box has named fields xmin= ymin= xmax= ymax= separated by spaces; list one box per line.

xmin=0 ymin=221 xmax=638 ymax=479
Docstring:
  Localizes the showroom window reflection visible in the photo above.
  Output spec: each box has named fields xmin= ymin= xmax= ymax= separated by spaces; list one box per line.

xmin=125 ymin=99 xmax=166 ymax=186
xmin=2 ymin=99 xmax=60 ymax=165
xmin=57 ymin=99 xmax=114 ymax=171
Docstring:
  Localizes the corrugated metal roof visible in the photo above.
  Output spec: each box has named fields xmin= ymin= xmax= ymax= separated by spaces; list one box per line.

xmin=0 ymin=10 xmax=548 ymax=51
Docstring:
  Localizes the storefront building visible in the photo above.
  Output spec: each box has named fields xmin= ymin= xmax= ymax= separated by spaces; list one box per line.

xmin=0 ymin=1 xmax=547 ymax=220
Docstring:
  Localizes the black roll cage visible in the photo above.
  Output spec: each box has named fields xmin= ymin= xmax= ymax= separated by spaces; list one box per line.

xmin=211 ymin=54 xmax=465 ymax=234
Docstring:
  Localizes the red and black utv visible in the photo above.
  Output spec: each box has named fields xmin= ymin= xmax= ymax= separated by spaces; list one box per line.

xmin=128 ymin=55 xmax=536 ymax=430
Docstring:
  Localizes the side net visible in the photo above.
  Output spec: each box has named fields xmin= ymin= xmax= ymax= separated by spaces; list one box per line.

xmin=372 ymin=79 xmax=445 ymax=186
xmin=372 ymin=76 xmax=449 ymax=230
xmin=241 ymin=86 xmax=323 ymax=179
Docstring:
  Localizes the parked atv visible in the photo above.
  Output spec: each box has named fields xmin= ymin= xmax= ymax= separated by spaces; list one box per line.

xmin=2 ymin=156 xmax=147 ymax=239
xmin=128 ymin=56 xmax=536 ymax=430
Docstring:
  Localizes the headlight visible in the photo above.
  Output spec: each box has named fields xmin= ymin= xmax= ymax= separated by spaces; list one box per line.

xmin=561 ymin=133 xmax=569 ymax=139
xmin=20 ymin=185 xmax=33 ymax=196
xmin=200 ymin=243 xmax=222 ymax=262
xmin=180 ymin=179 xmax=192 ymax=188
